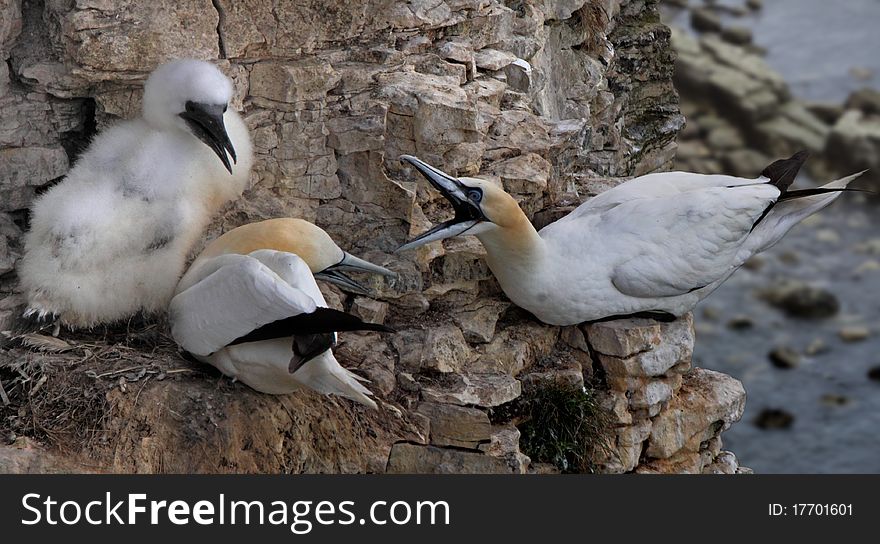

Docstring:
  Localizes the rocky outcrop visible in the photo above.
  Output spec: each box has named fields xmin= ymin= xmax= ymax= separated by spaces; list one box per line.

xmin=668 ymin=3 xmax=879 ymax=188
xmin=1 ymin=0 xmax=745 ymax=473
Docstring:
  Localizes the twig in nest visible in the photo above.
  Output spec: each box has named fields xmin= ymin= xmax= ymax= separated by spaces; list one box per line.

xmin=29 ymin=375 xmax=48 ymax=396
xmin=87 ymin=365 xmax=146 ymax=379
xmin=0 ymin=377 xmax=9 ymax=406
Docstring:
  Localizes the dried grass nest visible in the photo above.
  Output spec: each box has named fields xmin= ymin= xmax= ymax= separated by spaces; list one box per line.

xmin=0 ymin=317 xmax=205 ymax=453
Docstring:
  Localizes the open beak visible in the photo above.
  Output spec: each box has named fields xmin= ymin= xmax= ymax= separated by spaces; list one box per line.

xmin=396 ymin=155 xmax=485 ymax=252
xmin=179 ymin=101 xmax=237 ymax=174
xmin=314 ymin=252 xmax=396 ymax=295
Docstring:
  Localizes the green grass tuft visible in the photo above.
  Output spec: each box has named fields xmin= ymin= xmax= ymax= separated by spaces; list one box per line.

xmin=515 ymin=380 xmax=614 ymax=473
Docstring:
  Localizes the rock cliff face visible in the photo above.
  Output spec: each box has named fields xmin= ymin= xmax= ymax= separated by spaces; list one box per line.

xmin=0 ymin=0 xmax=747 ymax=473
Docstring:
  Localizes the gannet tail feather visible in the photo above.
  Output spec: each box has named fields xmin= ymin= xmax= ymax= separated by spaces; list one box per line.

xmin=296 ymin=354 xmax=378 ymax=409
xmin=778 ymin=186 xmax=872 ymax=201
xmin=762 ymin=150 xmax=810 ymax=191
xmin=748 ymin=170 xmax=867 ymax=252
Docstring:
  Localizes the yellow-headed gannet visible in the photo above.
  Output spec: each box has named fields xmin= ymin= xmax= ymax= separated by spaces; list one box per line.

xmin=19 ymin=59 xmax=253 ymax=328
xmin=397 ymin=153 xmax=866 ymax=326
xmin=169 ymin=219 xmax=396 ymax=408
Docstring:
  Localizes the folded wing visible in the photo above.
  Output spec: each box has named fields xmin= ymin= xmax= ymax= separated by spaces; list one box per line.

xmin=169 ymin=251 xmax=319 ymax=356
xmin=602 ymin=183 xmax=780 ymax=298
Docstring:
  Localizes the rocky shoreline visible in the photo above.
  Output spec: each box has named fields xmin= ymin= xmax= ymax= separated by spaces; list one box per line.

xmin=665 ymin=0 xmax=880 ymax=187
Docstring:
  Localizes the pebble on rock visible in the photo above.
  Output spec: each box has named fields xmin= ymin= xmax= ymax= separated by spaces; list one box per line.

xmin=758 ymin=280 xmax=840 ymax=319
xmin=805 ymin=339 xmax=828 ymax=356
xmin=769 ymin=347 xmax=800 ymax=369
xmin=820 ymin=394 xmax=850 ymax=407
xmin=727 ymin=315 xmax=754 ymax=330
xmin=754 ymin=408 xmax=794 ymax=430
xmin=839 ymin=326 xmax=870 ymax=342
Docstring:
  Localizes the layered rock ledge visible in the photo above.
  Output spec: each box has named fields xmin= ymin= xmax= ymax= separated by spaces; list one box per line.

xmin=1 ymin=0 xmax=746 ymax=473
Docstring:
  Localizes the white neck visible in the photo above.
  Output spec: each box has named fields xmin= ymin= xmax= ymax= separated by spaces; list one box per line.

xmin=476 ymin=214 xmax=548 ymax=305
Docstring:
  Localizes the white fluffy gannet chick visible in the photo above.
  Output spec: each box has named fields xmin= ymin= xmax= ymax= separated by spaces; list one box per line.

xmin=169 ymin=219 xmax=396 ymax=408
xmin=19 ymin=59 xmax=253 ymax=328
xmin=397 ymin=153 xmax=866 ymax=326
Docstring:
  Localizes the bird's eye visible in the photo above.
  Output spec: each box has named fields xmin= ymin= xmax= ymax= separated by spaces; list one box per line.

xmin=223 ymin=104 xmax=228 ymax=113
xmin=467 ymin=189 xmax=482 ymax=202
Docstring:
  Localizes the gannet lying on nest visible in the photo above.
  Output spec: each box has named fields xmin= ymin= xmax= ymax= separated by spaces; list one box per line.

xmin=397 ymin=152 xmax=866 ymax=326
xmin=169 ymin=219 xmax=396 ymax=408
xmin=19 ymin=59 xmax=253 ymax=328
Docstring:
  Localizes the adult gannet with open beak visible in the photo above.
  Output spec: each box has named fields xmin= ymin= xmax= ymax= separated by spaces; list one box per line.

xmin=19 ymin=59 xmax=253 ymax=328
xmin=397 ymin=153 xmax=866 ymax=326
xmin=169 ymin=219 xmax=396 ymax=408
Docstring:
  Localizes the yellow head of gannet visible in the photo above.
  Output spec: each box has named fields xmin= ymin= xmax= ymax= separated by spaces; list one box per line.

xmin=395 ymin=155 xmax=538 ymax=254
xmin=181 ymin=218 xmax=396 ymax=296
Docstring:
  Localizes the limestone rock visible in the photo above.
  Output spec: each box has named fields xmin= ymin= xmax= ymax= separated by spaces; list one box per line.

xmin=0 ymin=146 xmax=69 ymax=211
xmin=703 ymin=451 xmax=740 ymax=474
xmin=351 ymin=297 xmax=389 ymax=325
xmin=478 ymin=425 xmax=521 ymax=457
xmin=452 ymin=299 xmax=509 ymax=343
xmin=588 ymin=314 xmax=695 ymax=378
xmin=421 ymin=324 xmax=473 ymax=373
xmin=647 ymin=368 xmax=746 ymax=459
xmin=416 ymin=402 xmax=492 ymax=448
xmin=250 ymin=60 xmax=341 ymax=104
xmin=420 ymin=372 xmax=521 ymax=408
xmin=490 ymin=152 xmax=551 ymax=194
xmin=386 ymin=443 xmax=522 ymax=474
xmin=473 ymin=48 xmax=518 ymax=71
xmin=636 ymin=450 xmax=703 ymax=474
xmin=586 ymin=314 xmax=692 ymax=359
xmin=674 ymin=30 xmax=787 ymax=121
xmin=48 ymin=0 xmax=219 ymax=75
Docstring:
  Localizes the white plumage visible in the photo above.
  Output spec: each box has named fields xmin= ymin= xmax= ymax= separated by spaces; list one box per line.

xmin=19 ymin=59 xmax=253 ymax=328
xmin=398 ymin=153 xmax=865 ymax=326
xmin=169 ymin=219 xmax=396 ymax=408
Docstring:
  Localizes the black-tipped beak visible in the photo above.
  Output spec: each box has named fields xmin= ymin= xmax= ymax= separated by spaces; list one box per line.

xmin=315 ymin=268 xmax=371 ymax=296
xmin=179 ymin=101 xmax=237 ymax=174
xmin=314 ymin=252 xmax=397 ymax=295
xmin=397 ymin=155 xmax=485 ymax=252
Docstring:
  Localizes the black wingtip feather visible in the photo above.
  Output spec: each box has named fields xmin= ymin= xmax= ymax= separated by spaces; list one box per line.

xmin=228 ymin=307 xmax=396 ymax=346
xmin=762 ymin=150 xmax=810 ymax=191
xmin=777 ymin=187 xmax=873 ymax=201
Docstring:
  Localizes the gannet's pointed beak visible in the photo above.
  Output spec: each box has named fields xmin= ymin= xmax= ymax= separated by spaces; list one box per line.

xmin=315 ymin=252 xmax=396 ymax=295
xmin=397 ymin=155 xmax=485 ymax=252
xmin=179 ymin=101 xmax=237 ymax=174
xmin=335 ymin=252 xmax=397 ymax=278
